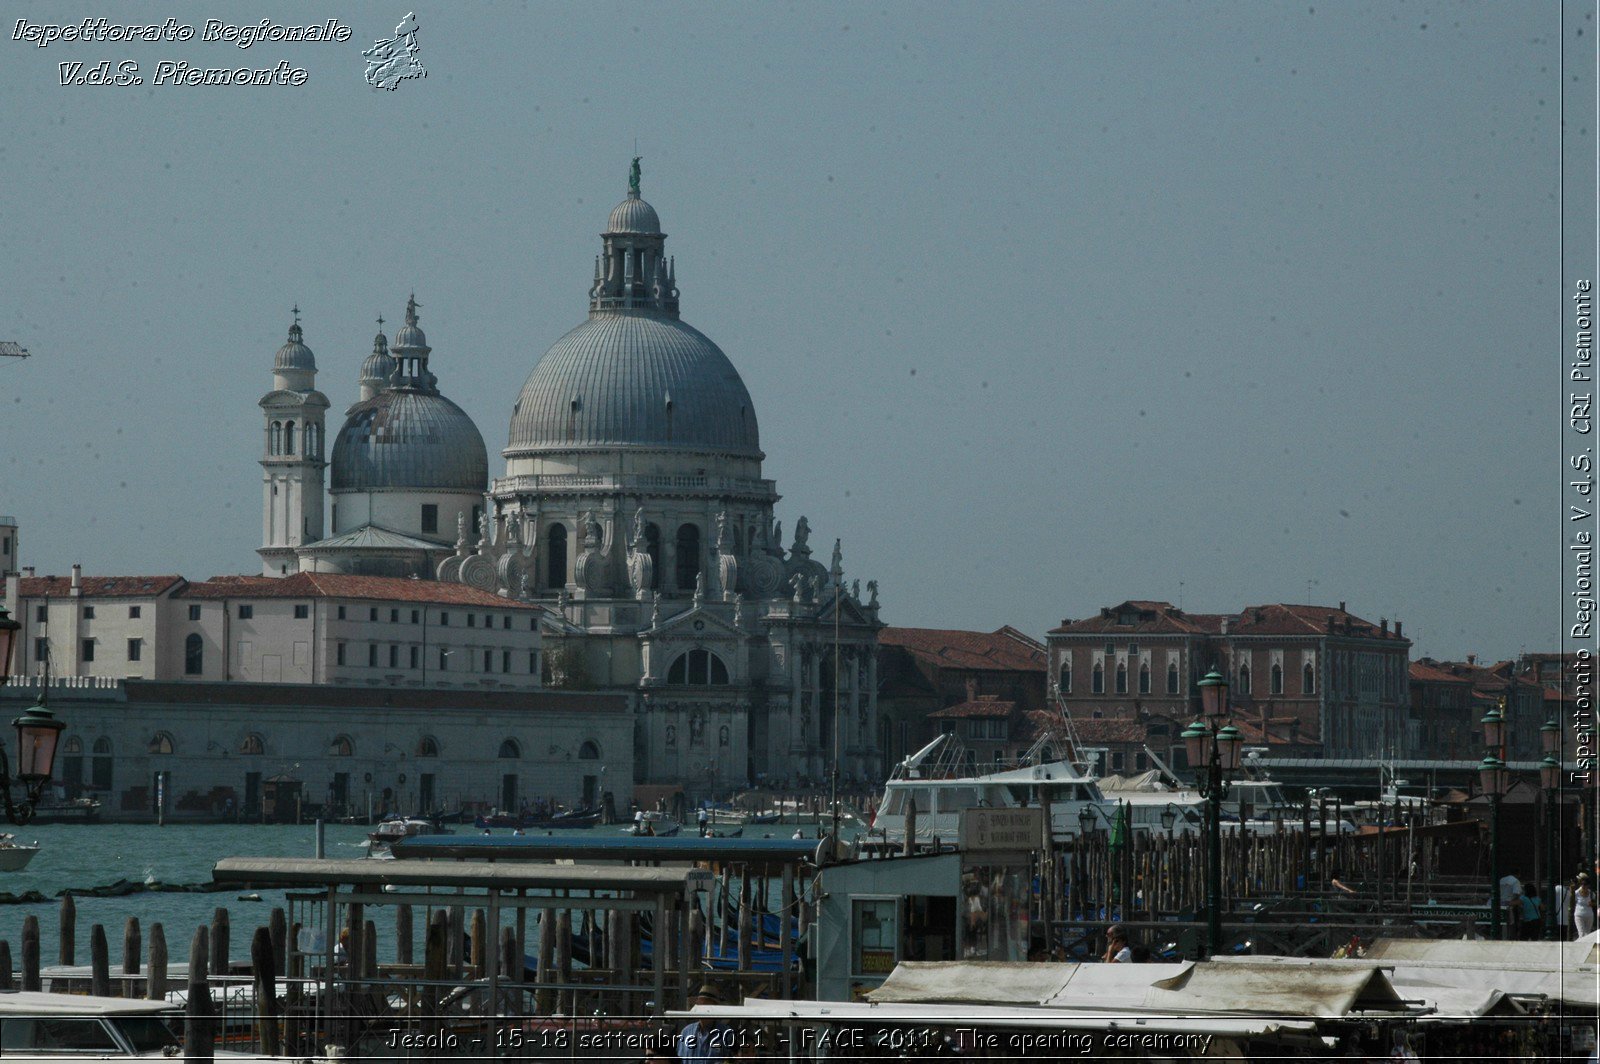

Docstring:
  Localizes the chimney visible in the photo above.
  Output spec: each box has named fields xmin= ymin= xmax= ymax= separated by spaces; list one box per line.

xmin=1395 ymin=620 xmax=1403 ymax=638
xmin=1253 ymin=608 xmax=1263 ymax=623
xmin=1339 ymin=601 xmax=1346 ymax=612
xmin=1380 ymin=618 xmax=1388 ymax=635
xmin=1467 ymin=654 xmax=1476 ymax=665
xmin=965 ymin=676 xmax=977 ymax=702
xmin=70 ymin=564 xmax=82 ymax=596
xmin=21 ymin=566 xmax=34 ymax=578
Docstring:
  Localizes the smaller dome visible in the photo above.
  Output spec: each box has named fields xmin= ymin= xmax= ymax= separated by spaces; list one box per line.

xmin=606 ymin=193 xmax=661 ymax=235
xmin=274 ymin=322 xmax=316 ymax=372
xmin=360 ymin=338 xmax=395 ymax=385
xmin=392 ymin=293 xmax=429 ymax=352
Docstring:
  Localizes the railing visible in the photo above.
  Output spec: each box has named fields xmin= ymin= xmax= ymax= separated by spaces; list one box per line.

xmin=492 ymin=473 xmax=777 ymax=497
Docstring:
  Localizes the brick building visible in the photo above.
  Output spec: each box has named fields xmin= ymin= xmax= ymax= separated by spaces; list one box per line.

xmin=1047 ymin=600 xmax=1412 ymax=760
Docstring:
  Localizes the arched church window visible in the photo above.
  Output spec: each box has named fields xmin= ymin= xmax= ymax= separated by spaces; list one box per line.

xmin=1271 ymin=663 xmax=1284 ymax=695
xmin=645 ymin=523 xmax=661 ymax=589
xmin=1114 ymin=662 xmax=1128 ymax=694
xmin=303 ymin=423 xmax=318 ymax=458
xmin=1167 ymin=662 xmax=1180 ymax=695
xmin=546 ymin=523 xmax=568 ymax=589
xmin=578 ymin=740 xmax=600 ymax=760
xmin=270 ymin=422 xmax=282 ymax=455
xmin=148 ymin=732 xmax=175 ymax=755
xmin=1138 ymin=663 xmax=1151 ymax=694
xmin=283 ymin=421 xmax=296 ymax=455
xmin=1058 ymin=661 xmax=1071 ymax=694
xmin=239 ymin=734 xmax=265 ymax=755
xmin=675 ymin=523 xmax=701 ymax=590
xmin=417 ymin=736 xmax=439 ymax=757
xmin=184 ymin=634 xmax=204 ymax=675
xmin=1091 ymin=662 xmax=1104 ymax=694
xmin=718 ymin=725 xmax=730 ymax=747
xmin=329 ymin=735 xmax=354 ymax=757
xmin=1238 ymin=663 xmax=1252 ymax=695
xmin=498 ymin=739 xmax=521 ymax=759
xmin=666 ymin=648 xmax=730 ymax=686
xmin=1303 ymin=662 xmax=1316 ymax=695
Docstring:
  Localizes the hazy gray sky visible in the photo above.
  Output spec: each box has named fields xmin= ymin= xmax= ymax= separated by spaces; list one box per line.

xmin=0 ymin=2 xmax=1572 ymax=660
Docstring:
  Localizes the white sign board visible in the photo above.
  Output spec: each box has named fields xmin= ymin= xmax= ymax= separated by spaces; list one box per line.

xmin=958 ymin=807 xmax=1044 ymax=852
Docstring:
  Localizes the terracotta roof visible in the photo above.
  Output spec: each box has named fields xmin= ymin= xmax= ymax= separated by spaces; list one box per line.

xmin=124 ymin=680 xmax=621 ymax=712
xmin=180 ymin=572 xmax=542 ymax=610
xmin=929 ymin=698 xmax=1018 ymax=720
xmin=878 ymin=626 xmax=1045 ymax=672
xmin=1069 ymin=718 xmax=1152 ymax=743
xmin=1050 ymin=601 xmax=1215 ymax=635
xmin=1226 ymin=603 xmax=1406 ymax=641
xmin=1409 ymin=660 xmax=1474 ymax=685
xmin=18 ymin=575 xmax=186 ymax=598
xmin=1052 ymin=601 xmax=1407 ymax=642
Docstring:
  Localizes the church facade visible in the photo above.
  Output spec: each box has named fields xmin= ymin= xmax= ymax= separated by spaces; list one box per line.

xmin=256 ymin=166 xmax=885 ymax=794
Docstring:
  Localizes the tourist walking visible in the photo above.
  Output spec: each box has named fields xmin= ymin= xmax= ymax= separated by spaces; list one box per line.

xmin=1518 ymin=886 xmax=1543 ymax=940
xmin=1574 ymin=873 xmax=1596 ymax=938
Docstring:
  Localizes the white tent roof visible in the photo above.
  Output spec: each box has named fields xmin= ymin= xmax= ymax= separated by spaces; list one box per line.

xmin=1206 ymin=956 xmax=1534 ymax=1018
xmin=867 ymin=962 xmax=1074 ymax=1005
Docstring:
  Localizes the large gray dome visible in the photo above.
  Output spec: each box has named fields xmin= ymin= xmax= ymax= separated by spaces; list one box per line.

xmin=507 ymin=313 xmax=761 ymax=457
xmin=331 ymin=389 xmax=488 ymax=492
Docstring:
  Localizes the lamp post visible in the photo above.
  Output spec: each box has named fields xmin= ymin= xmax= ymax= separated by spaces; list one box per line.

xmin=1479 ymin=754 xmax=1509 ymax=940
xmin=1159 ymin=803 xmax=1178 ymax=844
xmin=1184 ymin=668 xmax=1243 ymax=958
xmin=1541 ymin=716 xmax=1563 ymax=940
xmin=1076 ymin=805 xmax=1098 ymax=921
xmin=0 ymin=604 xmax=67 ymax=825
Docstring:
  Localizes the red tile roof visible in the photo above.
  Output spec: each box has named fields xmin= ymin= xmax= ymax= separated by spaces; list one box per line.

xmin=1050 ymin=601 xmax=1215 ymax=635
xmin=929 ymin=698 xmax=1018 ymax=720
xmin=1052 ymin=601 xmax=1407 ymax=642
xmin=878 ymin=626 xmax=1046 ymax=672
xmin=1069 ymin=717 xmax=1152 ymax=743
xmin=1409 ymin=660 xmax=1474 ymax=685
xmin=180 ymin=572 xmax=542 ymax=610
xmin=18 ymin=575 xmax=186 ymax=598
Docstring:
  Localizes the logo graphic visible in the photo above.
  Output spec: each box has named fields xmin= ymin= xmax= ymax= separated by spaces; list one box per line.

xmin=363 ymin=12 xmax=425 ymax=90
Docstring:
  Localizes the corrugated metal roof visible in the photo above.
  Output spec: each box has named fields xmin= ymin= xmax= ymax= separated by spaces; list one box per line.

xmin=507 ymin=312 xmax=760 ymax=457
xmin=331 ymin=388 xmax=487 ymax=491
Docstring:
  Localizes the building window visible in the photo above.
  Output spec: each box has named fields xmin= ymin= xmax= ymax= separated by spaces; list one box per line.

xmin=467 ymin=614 xmax=476 ymax=628
xmin=1239 ymin=663 xmax=1251 ymax=695
xmin=329 ymin=735 xmax=354 ymax=757
xmin=127 ymin=638 xmax=142 ymax=662
xmin=421 ymin=504 xmax=438 ymax=534
xmin=129 ymin=606 xmax=141 ymax=619
xmin=1114 ymin=662 xmax=1127 ymax=694
xmin=1058 ymin=661 xmax=1071 ymax=694
xmin=34 ymin=638 xmax=47 ymax=662
xmin=270 ymin=421 xmax=282 ymax=455
xmin=439 ymin=612 xmax=449 ymax=627
xmin=529 ymin=651 xmax=539 ymax=674
xmin=34 ymin=606 xmax=45 ymax=623
xmin=578 ymin=740 xmax=600 ymax=760
xmin=369 ymin=607 xmax=378 ymax=622
xmin=185 ymin=634 xmax=203 ymax=674
xmin=81 ymin=639 xmax=94 ymax=662
xmin=389 ymin=645 xmax=399 ymax=668
xmin=502 ymin=616 xmax=511 ymax=630
xmin=1303 ymin=662 xmax=1316 ymax=694
xmin=283 ymin=420 xmax=296 ymax=454
xmin=417 ymin=736 xmax=439 ymax=757
xmin=675 ymin=523 xmax=701 ymax=590
xmin=499 ymin=739 xmax=521 ymax=759
xmin=1092 ymin=662 xmax=1104 ymax=694
xmin=83 ymin=606 xmax=95 ymax=620
xmin=336 ymin=642 xmax=346 ymax=666
xmin=411 ymin=610 xmax=419 ymax=624
xmin=666 ymin=648 xmax=730 ymax=685
xmin=239 ymin=734 xmax=264 ymax=755
xmin=148 ymin=732 xmax=175 ymax=755
xmin=368 ymin=644 xmax=378 ymax=667
xmin=644 ymin=523 xmax=662 ymax=589
xmin=1271 ymin=663 xmax=1284 ymax=695
xmin=409 ymin=646 xmax=419 ymax=669
xmin=293 ymin=604 xmax=309 ymax=619
xmin=502 ymin=650 xmax=510 ymax=673
xmin=238 ymin=604 xmax=253 ymax=620
xmin=1167 ymin=662 xmax=1180 ymax=695
xmin=483 ymin=649 xmax=493 ymax=672
xmin=1128 ymin=643 xmax=1139 ymax=656
xmin=390 ymin=609 xmax=399 ymax=623
xmin=438 ymin=648 xmax=448 ymax=671
xmin=1138 ymin=663 xmax=1151 ymax=694
xmin=546 ymin=523 xmax=568 ymax=589
xmin=337 ymin=605 xmax=346 ymax=620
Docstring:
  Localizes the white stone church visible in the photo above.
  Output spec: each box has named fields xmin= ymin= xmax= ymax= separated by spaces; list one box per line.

xmin=253 ymin=166 xmax=884 ymax=792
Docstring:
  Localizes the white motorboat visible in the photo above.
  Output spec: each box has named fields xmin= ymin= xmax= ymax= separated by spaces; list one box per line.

xmin=0 ymin=990 xmax=279 ymax=1061
xmin=366 ymin=816 xmax=452 ymax=854
xmin=623 ymin=810 xmax=681 ymax=836
xmin=0 ymin=833 xmax=40 ymax=871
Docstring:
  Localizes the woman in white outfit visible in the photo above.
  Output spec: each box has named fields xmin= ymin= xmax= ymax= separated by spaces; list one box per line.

xmin=1574 ymin=872 xmax=1596 ymax=938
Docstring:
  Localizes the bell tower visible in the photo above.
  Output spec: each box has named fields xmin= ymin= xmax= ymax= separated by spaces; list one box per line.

xmin=259 ymin=307 xmax=330 ymax=575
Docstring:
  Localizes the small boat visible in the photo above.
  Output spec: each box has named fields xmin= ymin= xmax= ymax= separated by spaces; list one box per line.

xmin=367 ymin=816 xmax=453 ymax=852
xmin=27 ymin=795 xmax=100 ymax=824
xmin=0 ymin=989 xmax=279 ymax=1061
xmin=622 ymin=811 xmax=681 ymax=837
xmin=474 ymin=807 xmax=603 ymax=830
xmin=0 ymin=833 xmax=40 ymax=872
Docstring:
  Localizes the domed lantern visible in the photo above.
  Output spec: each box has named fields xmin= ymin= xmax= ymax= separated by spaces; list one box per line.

xmin=1198 ymin=668 xmax=1229 ymax=719
xmin=1480 ymin=706 xmax=1506 ymax=752
xmin=1541 ymin=718 xmax=1561 ymax=758
xmin=1215 ymin=724 xmax=1244 ymax=773
xmin=1478 ymin=754 xmax=1509 ymax=797
xmin=1540 ymin=755 xmax=1562 ymax=792
xmin=11 ymin=699 xmax=63 ymax=785
xmin=1182 ymin=719 xmax=1212 ymax=770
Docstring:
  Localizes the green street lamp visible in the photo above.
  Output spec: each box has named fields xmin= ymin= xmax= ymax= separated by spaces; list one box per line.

xmin=1479 ymin=753 xmax=1510 ymax=939
xmin=1541 ymin=723 xmax=1563 ymax=940
xmin=0 ymin=604 xmax=67 ymax=824
xmin=1185 ymin=668 xmax=1240 ymax=958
